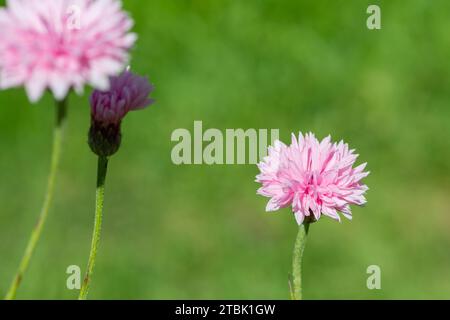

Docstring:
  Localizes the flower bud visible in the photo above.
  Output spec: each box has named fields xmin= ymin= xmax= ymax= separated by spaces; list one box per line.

xmin=88 ymin=69 xmax=154 ymax=157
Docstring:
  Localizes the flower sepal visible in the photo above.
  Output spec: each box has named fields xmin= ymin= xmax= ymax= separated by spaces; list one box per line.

xmin=88 ymin=122 xmax=122 ymax=157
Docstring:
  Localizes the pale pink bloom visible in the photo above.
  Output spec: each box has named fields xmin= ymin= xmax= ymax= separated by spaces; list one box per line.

xmin=256 ymin=133 xmax=369 ymax=225
xmin=0 ymin=0 xmax=136 ymax=102
xmin=90 ymin=69 xmax=154 ymax=126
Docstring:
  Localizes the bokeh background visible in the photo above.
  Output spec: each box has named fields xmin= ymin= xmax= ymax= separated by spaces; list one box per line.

xmin=1 ymin=0 xmax=450 ymax=299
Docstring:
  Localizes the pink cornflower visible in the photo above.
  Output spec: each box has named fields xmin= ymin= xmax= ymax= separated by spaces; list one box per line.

xmin=256 ymin=133 xmax=369 ymax=225
xmin=0 ymin=0 xmax=136 ymax=102
xmin=88 ymin=69 xmax=154 ymax=156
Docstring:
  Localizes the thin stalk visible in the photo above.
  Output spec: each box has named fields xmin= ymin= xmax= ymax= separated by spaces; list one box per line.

xmin=291 ymin=222 xmax=310 ymax=300
xmin=78 ymin=156 xmax=108 ymax=300
xmin=5 ymin=98 xmax=68 ymax=300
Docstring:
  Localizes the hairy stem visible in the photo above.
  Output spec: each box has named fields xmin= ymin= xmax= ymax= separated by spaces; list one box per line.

xmin=291 ymin=222 xmax=310 ymax=300
xmin=5 ymin=98 xmax=67 ymax=300
xmin=78 ymin=156 xmax=108 ymax=300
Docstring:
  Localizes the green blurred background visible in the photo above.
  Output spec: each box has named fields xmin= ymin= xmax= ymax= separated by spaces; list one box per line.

xmin=1 ymin=0 xmax=450 ymax=299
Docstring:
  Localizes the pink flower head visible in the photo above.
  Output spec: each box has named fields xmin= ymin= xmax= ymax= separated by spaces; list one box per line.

xmin=90 ymin=69 xmax=154 ymax=126
xmin=0 ymin=0 xmax=136 ymax=102
xmin=256 ymin=132 xmax=369 ymax=225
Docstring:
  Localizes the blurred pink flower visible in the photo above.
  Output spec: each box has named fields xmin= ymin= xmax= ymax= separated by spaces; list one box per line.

xmin=90 ymin=69 xmax=154 ymax=126
xmin=256 ymin=133 xmax=369 ymax=224
xmin=0 ymin=0 xmax=136 ymax=102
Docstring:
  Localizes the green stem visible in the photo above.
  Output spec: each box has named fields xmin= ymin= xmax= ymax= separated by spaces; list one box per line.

xmin=5 ymin=98 xmax=67 ymax=300
xmin=290 ymin=222 xmax=310 ymax=300
xmin=78 ymin=156 xmax=108 ymax=300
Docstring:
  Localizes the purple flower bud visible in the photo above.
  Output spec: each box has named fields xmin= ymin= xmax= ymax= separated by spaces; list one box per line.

xmin=88 ymin=69 xmax=154 ymax=157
